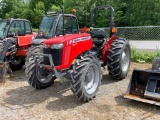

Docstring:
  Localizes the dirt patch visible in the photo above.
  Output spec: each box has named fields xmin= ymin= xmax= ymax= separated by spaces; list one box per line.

xmin=0 ymin=62 xmax=159 ymax=120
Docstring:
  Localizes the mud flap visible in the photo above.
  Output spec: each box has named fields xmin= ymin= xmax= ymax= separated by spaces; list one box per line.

xmin=124 ymin=69 xmax=160 ymax=106
xmin=0 ymin=62 xmax=7 ymax=83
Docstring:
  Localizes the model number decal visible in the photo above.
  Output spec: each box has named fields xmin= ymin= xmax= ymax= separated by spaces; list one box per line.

xmin=73 ymin=36 xmax=91 ymax=43
xmin=67 ymin=36 xmax=91 ymax=45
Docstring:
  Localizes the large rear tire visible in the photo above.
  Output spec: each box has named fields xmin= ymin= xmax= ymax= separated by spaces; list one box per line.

xmin=70 ymin=55 xmax=102 ymax=102
xmin=107 ymin=38 xmax=131 ymax=80
xmin=25 ymin=44 xmax=56 ymax=89
xmin=152 ymin=57 xmax=160 ymax=71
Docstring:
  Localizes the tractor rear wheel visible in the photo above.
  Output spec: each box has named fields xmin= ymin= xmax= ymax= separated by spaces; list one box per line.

xmin=70 ymin=55 xmax=102 ymax=102
xmin=107 ymin=38 xmax=131 ymax=80
xmin=152 ymin=57 xmax=160 ymax=71
xmin=25 ymin=44 xmax=56 ymax=89
xmin=10 ymin=58 xmax=25 ymax=71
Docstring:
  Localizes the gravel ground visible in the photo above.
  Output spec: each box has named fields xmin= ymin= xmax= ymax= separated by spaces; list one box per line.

xmin=0 ymin=62 xmax=160 ymax=120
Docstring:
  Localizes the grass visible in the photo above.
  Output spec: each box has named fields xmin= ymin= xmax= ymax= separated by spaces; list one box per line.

xmin=131 ymin=47 xmax=160 ymax=63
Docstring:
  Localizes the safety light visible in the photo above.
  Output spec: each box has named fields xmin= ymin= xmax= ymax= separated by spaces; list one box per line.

xmin=72 ymin=59 xmax=76 ymax=64
xmin=72 ymin=8 xmax=76 ymax=13
xmin=112 ymin=27 xmax=117 ymax=33
xmin=41 ymin=30 xmax=46 ymax=36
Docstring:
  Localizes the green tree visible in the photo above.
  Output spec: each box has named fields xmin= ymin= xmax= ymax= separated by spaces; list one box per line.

xmin=123 ymin=0 xmax=160 ymax=26
xmin=5 ymin=1 xmax=27 ymax=19
xmin=0 ymin=0 xmax=25 ymax=18
xmin=29 ymin=2 xmax=45 ymax=28
xmin=63 ymin=0 xmax=88 ymax=27
xmin=28 ymin=0 xmax=61 ymax=12
xmin=0 ymin=0 xmax=160 ymax=28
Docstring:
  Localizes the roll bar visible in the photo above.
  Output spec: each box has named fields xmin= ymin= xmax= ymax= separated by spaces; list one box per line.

xmin=90 ymin=5 xmax=115 ymax=37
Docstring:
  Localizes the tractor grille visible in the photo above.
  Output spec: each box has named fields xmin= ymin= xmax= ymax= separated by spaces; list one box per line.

xmin=43 ymin=48 xmax=63 ymax=66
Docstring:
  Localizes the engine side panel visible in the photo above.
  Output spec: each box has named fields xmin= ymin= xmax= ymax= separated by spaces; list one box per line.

xmin=62 ymin=35 xmax=93 ymax=68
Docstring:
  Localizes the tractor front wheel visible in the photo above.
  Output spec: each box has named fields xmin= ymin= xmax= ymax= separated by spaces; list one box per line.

xmin=25 ymin=44 xmax=56 ymax=89
xmin=107 ymin=38 xmax=131 ymax=80
xmin=70 ymin=55 xmax=102 ymax=102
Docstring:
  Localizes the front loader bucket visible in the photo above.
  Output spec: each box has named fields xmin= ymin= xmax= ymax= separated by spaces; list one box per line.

xmin=0 ymin=62 xmax=7 ymax=83
xmin=124 ymin=69 xmax=160 ymax=106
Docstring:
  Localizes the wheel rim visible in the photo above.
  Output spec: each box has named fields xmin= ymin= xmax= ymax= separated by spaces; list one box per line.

xmin=36 ymin=66 xmax=53 ymax=83
xmin=11 ymin=59 xmax=22 ymax=65
xmin=84 ymin=63 xmax=99 ymax=95
xmin=35 ymin=58 xmax=53 ymax=83
xmin=121 ymin=48 xmax=130 ymax=72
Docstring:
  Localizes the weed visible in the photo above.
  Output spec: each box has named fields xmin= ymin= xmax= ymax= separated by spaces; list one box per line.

xmin=131 ymin=47 xmax=160 ymax=63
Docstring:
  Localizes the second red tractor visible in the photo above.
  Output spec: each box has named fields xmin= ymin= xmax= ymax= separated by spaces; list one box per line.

xmin=0 ymin=18 xmax=36 ymax=82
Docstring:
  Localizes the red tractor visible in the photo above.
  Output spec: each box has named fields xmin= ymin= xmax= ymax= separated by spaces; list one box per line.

xmin=0 ymin=18 xmax=37 ymax=82
xmin=25 ymin=5 xmax=131 ymax=102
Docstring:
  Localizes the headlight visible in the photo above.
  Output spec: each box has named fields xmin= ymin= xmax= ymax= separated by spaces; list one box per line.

xmin=51 ymin=43 xmax=63 ymax=49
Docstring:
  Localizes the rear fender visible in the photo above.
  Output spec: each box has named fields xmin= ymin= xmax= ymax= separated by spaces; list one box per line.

xmin=102 ymin=35 xmax=118 ymax=63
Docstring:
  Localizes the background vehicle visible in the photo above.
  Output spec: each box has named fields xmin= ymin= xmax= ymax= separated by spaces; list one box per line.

xmin=25 ymin=5 xmax=131 ymax=102
xmin=0 ymin=18 xmax=37 ymax=82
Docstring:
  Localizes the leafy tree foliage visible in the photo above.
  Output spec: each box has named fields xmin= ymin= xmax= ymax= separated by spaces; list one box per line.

xmin=5 ymin=1 xmax=27 ymax=19
xmin=0 ymin=0 xmax=24 ymax=18
xmin=0 ymin=0 xmax=159 ymax=28
xmin=29 ymin=2 xmax=45 ymax=28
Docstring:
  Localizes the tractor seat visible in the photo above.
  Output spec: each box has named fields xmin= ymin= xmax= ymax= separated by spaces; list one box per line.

xmin=92 ymin=30 xmax=106 ymax=46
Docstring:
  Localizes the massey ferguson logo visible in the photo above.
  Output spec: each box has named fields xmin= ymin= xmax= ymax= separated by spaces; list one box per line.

xmin=67 ymin=36 xmax=91 ymax=45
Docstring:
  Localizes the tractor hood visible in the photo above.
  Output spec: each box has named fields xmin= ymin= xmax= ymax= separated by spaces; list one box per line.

xmin=44 ymin=33 xmax=91 ymax=45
